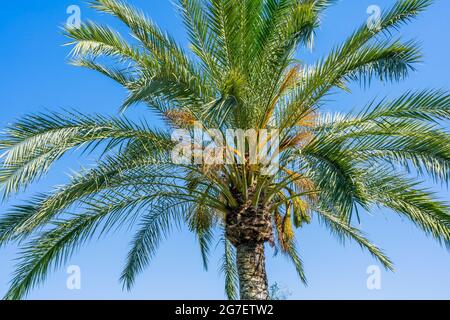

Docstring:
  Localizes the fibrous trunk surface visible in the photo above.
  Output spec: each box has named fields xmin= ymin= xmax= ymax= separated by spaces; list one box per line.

xmin=236 ymin=242 xmax=269 ymax=300
xmin=226 ymin=186 xmax=273 ymax=300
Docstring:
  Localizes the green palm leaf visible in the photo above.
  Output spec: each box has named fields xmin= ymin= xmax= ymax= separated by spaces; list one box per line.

xmin=1 ymin=0 xmax=449 ymax=300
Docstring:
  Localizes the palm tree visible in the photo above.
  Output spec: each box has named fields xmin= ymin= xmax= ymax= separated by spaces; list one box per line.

xmin=1 ymin=0 xmax=449 ymax=300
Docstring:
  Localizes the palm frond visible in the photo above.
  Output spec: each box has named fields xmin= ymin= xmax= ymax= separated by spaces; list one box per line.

xmin=0 ymin=110 xmax=172 ymax=199
xmin=120 ymin=200 xmax=187 ymax=290
xmin=4 ymin=189 xmax=160 ymax=300
xmin=315 ymin=206 xmax=394 ymax=271
xmin=220 ymin=237 xmax=239 ymax=300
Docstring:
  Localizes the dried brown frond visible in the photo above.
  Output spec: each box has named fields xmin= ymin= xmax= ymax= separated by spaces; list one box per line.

xmin=164 ymin=110 xmax=196 ymax=128
xmin=261 ymin=65 xmax=301 ymax=127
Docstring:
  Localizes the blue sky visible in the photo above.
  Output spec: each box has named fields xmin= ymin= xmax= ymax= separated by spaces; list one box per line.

xmin=0 ymin=0 xmax=449 ymax=300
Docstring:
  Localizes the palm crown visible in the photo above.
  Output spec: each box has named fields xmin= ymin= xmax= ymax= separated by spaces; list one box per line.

xmin=1 ymin=0 xmax=449 ymax=300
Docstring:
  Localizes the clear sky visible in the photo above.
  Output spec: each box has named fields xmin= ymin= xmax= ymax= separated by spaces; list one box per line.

xmin=0 ymin=0 xmax=449 ymax=300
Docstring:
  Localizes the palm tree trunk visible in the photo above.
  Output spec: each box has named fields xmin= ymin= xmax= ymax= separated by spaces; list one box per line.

xmin=236 ymin=242 xmax=269 ymax=300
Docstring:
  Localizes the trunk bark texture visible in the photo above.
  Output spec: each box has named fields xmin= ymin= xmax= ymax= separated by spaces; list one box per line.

xmin=226 ymin=186 xmax=272 ymax=300
xmin=236 ymin=242 xmax=269 ymax=300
